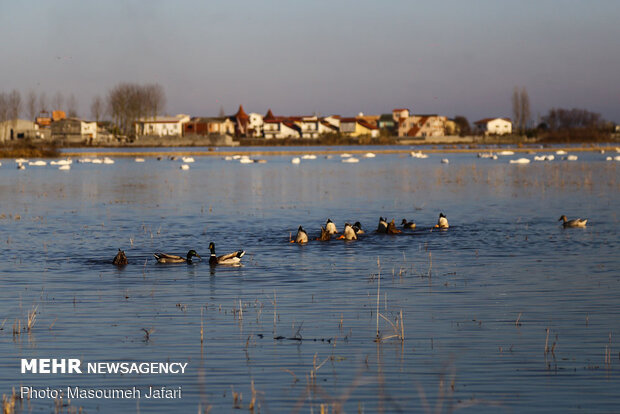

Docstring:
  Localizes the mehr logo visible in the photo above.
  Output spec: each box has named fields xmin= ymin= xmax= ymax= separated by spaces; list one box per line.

xmin=21 ymin=359 xmax=82 ymax=374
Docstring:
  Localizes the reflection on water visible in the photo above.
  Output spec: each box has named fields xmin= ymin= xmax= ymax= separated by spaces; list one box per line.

xmin=0 ymin=151 xmax=618 ymax=413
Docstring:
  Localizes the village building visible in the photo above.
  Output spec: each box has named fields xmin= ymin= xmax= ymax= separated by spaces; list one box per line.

xmin=322 ymin=115 xmax=341 ymax=130
xmin=392 ymin=108 xmax=410 ymax=123
xmin=183 ymin=117 xmax=235 ymax=136
xmin=0 ymin=119 xmax=40 ymax=142
xmin=134 ymin=114 xmax=190 ymax=137
xmin=377 ymin=114 xmax=396 ymax=132
xmin=340 ymin=117 xmax=379 ymax=138
xmin=247 ymin=113 xmax=264 ymax=137
xmin=294 ymin=116 xmax=320 ymax=139
xmin=473 ymin=118 xmax=512 ymax=135
xmin=230 ymin=105 xmax=250 ymax=137
xmin=318 ymin=119 xmax=339 ymax=135
xmin=398 ymin=114 xmax=447 ymax=138
xmin=51 ymin=118 xmax=98 ymax=143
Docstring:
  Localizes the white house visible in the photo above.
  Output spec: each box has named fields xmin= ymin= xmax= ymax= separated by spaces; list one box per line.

xmin=263 ymin=119 xmax=300 ymax=139
xmin=295 ymin=116 xmax=320 ymax=138
xmin=247 ymin=113 xmax=264 ymax=137
xmin=474 ymin=118 xmax=512 ymax=135
xmin=135 ymin=114 xmax=190 ymax=137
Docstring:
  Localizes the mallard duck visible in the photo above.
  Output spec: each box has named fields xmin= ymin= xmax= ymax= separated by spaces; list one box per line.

xmin=294 ymin=226 xmax=308 ymax=243
xmin=559 ymin=215 xmax=587 ymax=228
xmin=338 ymin=223 xmax=357 ymax=240
xmin=154 ymin=250 xmax=201 ymax=264
xmin=387 ymin=219 xmax=402 ymax=234
xmin=113 ymin=249 xmax=128 ymax=266
xmin=318 ymin=226 xmax=331 ymax=241
xmin=377 ymin=217 xmax=388 ymax=233
xmin=434 ymin=213 xmax=449 ymax=229
xmin=401 ymin=219 xmax=416 ymax=229
xmin=208 ymin=242 xmax=245 ymax=265
xmin=325 ymin=219 xmax=338 ymax=235
xmin=352 ymin=221 xmax=364 ymax=234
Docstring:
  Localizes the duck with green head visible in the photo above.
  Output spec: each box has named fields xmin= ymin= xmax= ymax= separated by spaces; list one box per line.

xmin=209 ymin=242 xmax=245 ymax=265
xmin=154 ymin=250 xmax=201 ymax=264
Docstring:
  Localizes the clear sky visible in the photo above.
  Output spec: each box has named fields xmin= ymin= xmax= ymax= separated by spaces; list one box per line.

xmin=1 ymin=0 xmax=618 ymax=123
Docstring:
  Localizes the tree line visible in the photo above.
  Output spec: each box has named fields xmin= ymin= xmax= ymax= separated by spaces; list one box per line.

xmin=0 ymin=83 xmax=166 ymax=137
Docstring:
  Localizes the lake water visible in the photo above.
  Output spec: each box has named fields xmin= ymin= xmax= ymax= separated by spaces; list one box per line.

xmin=1 ymin=149 xmax=618 ymax=413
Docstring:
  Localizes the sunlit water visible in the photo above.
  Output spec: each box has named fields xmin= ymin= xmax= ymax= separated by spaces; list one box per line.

xmin=1 ymin=149 xmax=618 ymax=413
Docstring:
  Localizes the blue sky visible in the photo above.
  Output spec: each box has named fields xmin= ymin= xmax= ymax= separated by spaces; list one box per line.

xmin=1 ymin=0 xmax=618 ymax=122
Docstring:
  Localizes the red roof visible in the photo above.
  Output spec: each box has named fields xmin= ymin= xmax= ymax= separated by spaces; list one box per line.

xmin=234 ymin=105 xmax=249 ymax=119
xmin=264 ymin=109 xmax=275 ymax=120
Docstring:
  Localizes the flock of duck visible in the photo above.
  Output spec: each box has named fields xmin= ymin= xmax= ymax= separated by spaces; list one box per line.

xmin=291 ymin=212 xmax=587 ymax=243
xmin=292 ymin=213 xmax=451 ymax=243
xmin=112 ymin=212 xmax=587 ymax=266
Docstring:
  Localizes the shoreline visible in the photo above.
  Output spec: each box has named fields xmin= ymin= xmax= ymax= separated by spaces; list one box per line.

xmin=59 ymin=145 xmax=618 ymax=158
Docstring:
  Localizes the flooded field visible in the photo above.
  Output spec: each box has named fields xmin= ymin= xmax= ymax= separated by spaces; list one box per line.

xmin=1 ymin=149 xmax=619 ymax=413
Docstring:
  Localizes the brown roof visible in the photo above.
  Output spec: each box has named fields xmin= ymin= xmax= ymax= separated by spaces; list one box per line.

xmin=264 ymin=109 xmax=275 ymax=120
xmin=234 ymin=105 xmax=249 ymax=119
xmin=358 ymin=119 xmax=378 ymax=130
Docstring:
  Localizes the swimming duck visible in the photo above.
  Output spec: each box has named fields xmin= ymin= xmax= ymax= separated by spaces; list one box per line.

xmin=318 ymin=226 xmax=331 ymax=241
xmin=338 ymin=223 xmax=357 ymax=240
xmin=325 ymin=219 xmax=338 ymax=235
xmin=401 ymin=219 xmax=416 ymax=229
xmin=559 ymin=215 xmax=587 ymax=228
xmin=294 ymin=226 xmax=309 ymax=244
xmin=154 ymin=250 xmax=201 ymax=264
xmin=387 ymin=219 xmax=402 ymax=234
xmin=435 ymin=213 xmax=449 ymax=229
xmin=352 ymin=221 xmax=364 ymax=235
xmin=377 ymin=217 xmax=388 ymax=233
xmin=208 ymin=242 xmax=245 ymax=265
xmin=112 ymin=249 xmax=128 ymax=266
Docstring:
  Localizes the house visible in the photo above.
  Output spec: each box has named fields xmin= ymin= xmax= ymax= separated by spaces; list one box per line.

xmin=262 ymin=109 xmax=303 ymax=139
xmin=340 ymin=117 xmax=379 ymax=138
xmin=231 ymin=105 xmax=250 ymax=137
xmin=184 ymin=117 xmax=235 ymax=136
xmin=0 ymin=119 xmax=40 ymax=142
xmin=378 ymin=114 xmax=396 ymax=133
xmin=322 ymin=115 xmax=341 ymax=129
xmin=51 ymin=118 xmax=98 ymax=143
xmin=473 ymin=118 xmax=512 ymax=135
xmin=134 ymin=114 xmax=190 ymax=137
xmin=398 ymin=114 xmax=447 ymax=138
xmin=392 ymin=108 xmax=410 ymax=123
xmin=318 ymin=119 xmax=339 ymax=135
xmin=295 ymin=116 xmax=320 ymax=139
xmin=356 ymin=114 xmax=379 ymax=127
xmin=247 ymin=113 xmax=264 ymax=137
xmin=263 ymin=119 xmax=301 ymax=139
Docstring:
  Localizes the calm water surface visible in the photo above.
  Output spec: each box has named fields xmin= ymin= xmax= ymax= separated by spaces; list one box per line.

xmin=0 ymin=150 xmax=618 ymax=413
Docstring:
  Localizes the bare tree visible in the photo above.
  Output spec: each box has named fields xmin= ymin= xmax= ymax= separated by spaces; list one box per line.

xmin=512 ymin=86 xmax=521 ymax=134
xmin=8 ymin=90 xmax=22 ymax=121
xmin=0 ymin=93 xmax=8 ymax=141
xmin=107 ymin=82 xmax=166 ymax=136
xmin=67 ymin=94 xmax=78 ymax=117
xmin=91 ymin=95 xmax=105 ymax=123
xmin=520 ymin=87 xmax=530 ymax=131
xmin=27 ymin=90 xmax=37 ymax=120
xmin=52 ymin=91 xmax=64 ymax=113
xmin=38 ymin=92 xmax=48 ymax=115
